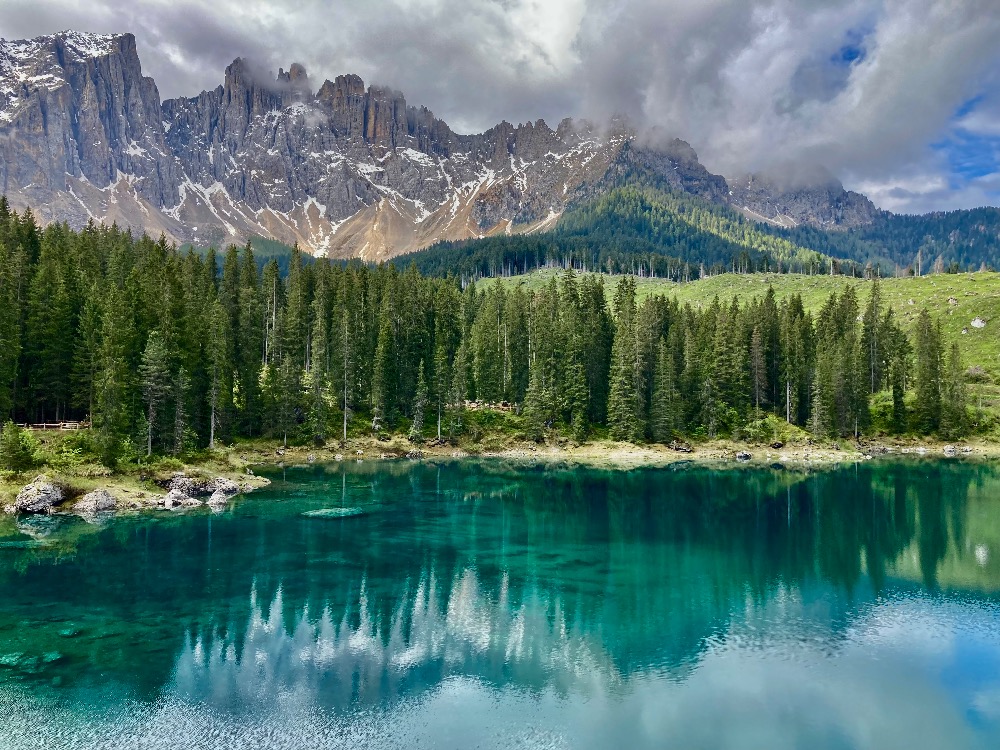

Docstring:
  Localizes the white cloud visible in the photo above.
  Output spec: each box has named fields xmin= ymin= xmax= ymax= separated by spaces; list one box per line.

xmin=2 ymin=0 xmax=1000 ymax=213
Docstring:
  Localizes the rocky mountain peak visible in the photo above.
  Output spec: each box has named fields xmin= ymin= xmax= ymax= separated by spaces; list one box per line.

xmin=0 ymin=29 xmax=882 ymax=259
xmin=728 ymin=168 xmax=879 ymax=229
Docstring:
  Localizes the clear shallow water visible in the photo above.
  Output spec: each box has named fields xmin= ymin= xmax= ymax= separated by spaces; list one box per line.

xmin=1 ymin=459 xmax=999 ymax=749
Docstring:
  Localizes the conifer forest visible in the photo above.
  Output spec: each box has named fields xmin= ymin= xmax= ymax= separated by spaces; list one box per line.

xmin=0 ymin=200 xmax=971 ymax=464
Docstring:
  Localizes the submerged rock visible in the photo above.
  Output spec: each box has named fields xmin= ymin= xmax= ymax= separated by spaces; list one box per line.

xmin=14 ymin=476 xmax=64 ymax=513
xmin=302 ymin=507 xmax=367 ymax=519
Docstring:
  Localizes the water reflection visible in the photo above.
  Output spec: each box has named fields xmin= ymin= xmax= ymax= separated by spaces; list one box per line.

xmin=0 ymin=459 xmax=999 ymax=747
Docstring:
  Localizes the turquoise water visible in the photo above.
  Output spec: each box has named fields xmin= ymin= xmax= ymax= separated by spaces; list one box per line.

xmin=1 ymin=459 xmax=1000 ymax=749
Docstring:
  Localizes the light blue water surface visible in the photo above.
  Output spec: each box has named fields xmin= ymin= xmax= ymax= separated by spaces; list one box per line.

xmin=1 ymin=458 xmax=999 ymax=749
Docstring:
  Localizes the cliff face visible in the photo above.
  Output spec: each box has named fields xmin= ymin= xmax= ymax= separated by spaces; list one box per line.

xmin=0 ymin=33 xmax=180 ymax=222
xmin=0 ymin=31 xmax=877 ymax=259
xmin=728 ymin=172 xmax=880 ymax=230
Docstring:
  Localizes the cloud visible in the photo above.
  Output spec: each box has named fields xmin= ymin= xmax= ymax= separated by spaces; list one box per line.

xmin=2 ymin=0 xmax=1000 ymax=213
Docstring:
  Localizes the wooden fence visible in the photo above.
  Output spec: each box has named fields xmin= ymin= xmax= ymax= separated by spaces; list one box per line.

xmin=16 ymin=422 xmax=90 ymax=431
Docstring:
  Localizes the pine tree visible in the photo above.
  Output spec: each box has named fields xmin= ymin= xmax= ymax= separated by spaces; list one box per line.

xmin=139 ymin=330 xmax=172 ymax=456
xmin=913 ymin=309 xmax=942 ymax=433
xmin=861 ymin=276 xmax=885 ymax=393
xmin=371 ymin=298 xmax=395 ymax=433
xmin=25 ymin=238 xmax=75 ymax=421
xmin=236 ymin=245 xmax=263 ymax=436
xmin=447 ymin=340 xmax=469 ymax=439
xmin=0 ymin=242 xmax=23 ymax=420
xmin=172 ymin=366 xmax=191 ymax=456
xmin=750 ymin=325 xmax=767 ymax=412
xmin=95 ymin=286 xmax=135 ymax=465
xmin=206 ymin=301 xmax=230 ymax=449
xmin=650 ymin=337 xmax=678 ymax=443
xmin=607 ymin=277 xmax=641 ymax=441
xmin=940 ymin=342 xmax=968 ymax=438
xmin=409 ymin=360 xmax=428 ymax=442
xmin=471 ymin=280 xmax=505 ymax=403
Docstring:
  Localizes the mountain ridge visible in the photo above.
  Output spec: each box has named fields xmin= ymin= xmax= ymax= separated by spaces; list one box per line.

xmin=0 ymin=29 xmax=941 ymax=260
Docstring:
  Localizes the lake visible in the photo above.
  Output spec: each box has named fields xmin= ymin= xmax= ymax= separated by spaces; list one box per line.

xmin=1 ymin=459 xmax=999 ymax=749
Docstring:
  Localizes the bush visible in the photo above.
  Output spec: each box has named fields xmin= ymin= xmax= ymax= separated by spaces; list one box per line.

xmin=737 ymin=414 xmax=791 ymax=444
xmin=0 ymin=422 xmax=39 ymax=472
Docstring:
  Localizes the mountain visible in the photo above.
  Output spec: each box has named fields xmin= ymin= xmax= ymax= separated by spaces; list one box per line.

xmin=0 ymin=30 xmax=882 ymax=260
xmin=727 ymin=170 xmax=880 ymax=229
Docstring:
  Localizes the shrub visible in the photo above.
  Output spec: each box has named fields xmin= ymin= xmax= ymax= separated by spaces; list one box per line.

xmin=0 ymin=422 xmax=39 ymax=472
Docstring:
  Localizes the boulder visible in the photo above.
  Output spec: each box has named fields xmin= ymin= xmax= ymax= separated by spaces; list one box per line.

xmin=167 ymin=474 xmax=200 ymax=496
xmin=166 ymin=474 xmax=239 ymax=498
xmin=208 ymin=477 xmax=239 ymax=496
xmin=736 ymin=451 xmax=752 ymax=462
xmin=943 ymin=445 xmax=957 ymax=457
xmin=14 ymin=476 xmax=64 ymax=514
xmin=162 ymin=488 xmax=189 ymax=509
xmin=73 ymin=489 xmax=117 ymax=513
xmin=206 ymin=490 xmax=229 ymax=507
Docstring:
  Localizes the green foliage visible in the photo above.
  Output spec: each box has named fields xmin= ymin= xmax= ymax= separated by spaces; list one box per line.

xmin=0 ymin=422 xmax=38 ymax=472
xmin=401 ymin=182 xmax=1000 ymax=281
xmin=400 ymin=185 xmax=848 ymax=281
xmin=0 ymin=201 xmax=984 ymax=457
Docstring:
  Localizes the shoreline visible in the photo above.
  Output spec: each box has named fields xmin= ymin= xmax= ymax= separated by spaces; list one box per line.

xmin=2 ymin=434 xmax=998 ymax=517
xmin=235 ymin=434 xmax=1000 ymax=470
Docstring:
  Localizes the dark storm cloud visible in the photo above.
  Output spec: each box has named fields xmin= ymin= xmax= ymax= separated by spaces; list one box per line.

xmin=3 ymin=0 xmax=1000 ymax=211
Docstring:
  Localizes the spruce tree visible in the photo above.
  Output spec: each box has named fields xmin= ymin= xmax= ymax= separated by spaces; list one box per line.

xmin=650 ymin=337 xmax=678 ymax=443
xmin=861 ymin=276 xmax=885 ymax=393
xmin=940 ymin=342 xmax=968 ymax=438
xmin=750 ymin=325 xmax=767 ymax=412
xmin=913 ymin=309 xmax=942 ymax=433
xmin=607 ymin=277 xmax=641 ymax=441
xmin=0 ymin=242 xmax=23 ymax=420
xmin=172 ymin=366 xmax=191 ymax=456
xmin=139 ymin=330 xmax=172 ymax=456
xmin=206 ymin=301 xmax=231 ymax=448
xmin=371 ymin=300 xmax=395 ymax=433
xmin=95 ymin=286 xmax=135 ymax=465
xmin=409 ymin=360 xmax=428 ymax=442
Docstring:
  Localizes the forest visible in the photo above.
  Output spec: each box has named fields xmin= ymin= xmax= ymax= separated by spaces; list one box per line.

xmin=0 ymin=198 xmax=971 ymax=467
xmin=402 ymin=184 xmax=1000 ymax=281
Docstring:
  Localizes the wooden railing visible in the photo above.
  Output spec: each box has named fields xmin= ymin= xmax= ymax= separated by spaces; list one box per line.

xmin=17 ymin=421 xmax=90 ymax=431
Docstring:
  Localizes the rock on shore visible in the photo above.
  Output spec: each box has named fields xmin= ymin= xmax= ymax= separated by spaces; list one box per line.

xmin=73 ymin=489 xmax=117 ymax=513
xmin=13 ymin=476 xmax=64 ymax=514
